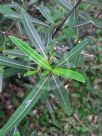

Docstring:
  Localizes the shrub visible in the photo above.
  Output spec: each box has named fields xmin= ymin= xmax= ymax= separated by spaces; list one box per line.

xmin=0 ymin=0 xmax=101 ymax=135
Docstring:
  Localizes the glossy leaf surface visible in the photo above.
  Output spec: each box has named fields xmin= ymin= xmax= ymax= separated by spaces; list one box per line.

xmin=52 ymin=68 xmax=85 ymax=83
xmin=0 ymin=77 xmax=48 ymax=136
xmin=56 ymin=38 xmax=91 ymax=67
xmin=21 ymin=9 xmax=47 ymax=59
xmin=50 ymin=75 xmax=72 ymax=115
xmin=9 ymin=36 xmax=52 ymax=70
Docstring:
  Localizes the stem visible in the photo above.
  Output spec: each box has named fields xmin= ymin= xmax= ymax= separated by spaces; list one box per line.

xmin=0 ymin=30 xmax=29 ymax=40
xmin=52 ymin=0 xmax=82 ymax=38
xmin=0 ymin=1 xmax=101 ymax=42
xmin=75 ymin=9 xmax=102 ymax=44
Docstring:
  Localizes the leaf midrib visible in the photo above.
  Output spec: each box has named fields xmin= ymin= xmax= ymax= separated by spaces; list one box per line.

xmin=52 ymin=75 xmax=69 ymax=113
xmin=2 ymin=77 xmax=48 ymax=134
xmin=11 ymin=37 xmax=51 ymax=70
xmin=22 ymin=10 xmax=47 ymax=59
xmin=56 ymin=39 xmax=90 ymax=67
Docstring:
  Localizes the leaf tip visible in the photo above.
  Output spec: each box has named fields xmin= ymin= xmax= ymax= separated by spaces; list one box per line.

xmin=67 ymin=109 xmax=73 ymax=116
xmin=80 ymin=76 xmax=86 ymax=83
xmin=9 ymin=35 xmax=14 ymax=40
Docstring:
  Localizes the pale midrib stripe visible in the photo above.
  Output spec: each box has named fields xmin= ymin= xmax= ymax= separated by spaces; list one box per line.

xmin=74 ymin=21 xmax=91 ymax=27
xmin=4 ymin=51 xmax=25 ymax=56
xmin=73 ymin=8 xmax=76 ymax=26
xmin=0 ymin=58 xmax=32 ymax=69
xmin=56 ymin=40 xmax=89 ymax=68
xmin=23 ymin=13 xmax=47 ymax=59
xmin=40 ymin=7 xmax=54 ymax=24
xmin=15 ymin=40 xmax=50 ymax=70
xmin=52 ymin=75 xmax=69 ymax=112
xmin=13 ymin=127 xmax=17 ymax=135
xmin=4 ymin=77 xmax=48 ymax=133
xmin=16 ymin=41 xmax=49 ymax=69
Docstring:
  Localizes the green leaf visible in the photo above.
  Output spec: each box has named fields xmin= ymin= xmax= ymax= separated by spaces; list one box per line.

xmin=41 ymin=70 xmax=50 ymax=77
xmin=3 ymin=49 xmax=26 ymax=57
xmin=50 ymin=75 xmax=72 ymax=115
xmin=56 ymin=38 xmax=91 ymax=67
xmin=41 ymin=89 xmax=49 ymax=102
xmin=0 ymin=4 xmax=20 ymax=20
xmin=9 ymin=36 xmax=52 ymax=70
xmin=0 ymin=5 xmax=17 ymax=15
xmin=28 ymin=0 xmax=37 ymax=6
xmin=0 ymin=4 xmax=48 ymax=26
xmin=74 ymin=20 xmax=91 ymax=28
xmin=21 ymin=8 xmax=47 ymax=59
xmin=0 ymin=77 xmax=48 ymax=136
xmin=31 ymin=17 xmax=49 ymax=27
xmin=38 ymin=3 xmax=54 ymax=24
xmin=24 ymin=70 xmax=37 ymax=77
xmin=58 ymin=0 xmax=72 ymax=10
xmin=65 ymin=9 xmax=78 ymax=27
xmin=13 ymin=132 xmax=20 ymax=136
xmin=44 ymin=27 xmax=52 ymax=47
xmin=52 ymin=68 xmax=85 ymax=83
xmin=5 ymin=14 xmax=48 ymax=27
xmin=0 ymin=67 xmax=4 ymax=93
xmin=0 ymin=56 xmax=33 ymax=70
xmin=41 ymin=79 xmax=49 ymax=102
xmin=58 ymin=0 xmax=87 ymax=20
xmin=4 ymin=13 xmax=20 ymax=20
xmin=4 ymin=68 xmax=25 ymax=78
xmin=10 ymin=127 xmax=20 ymax=136
xmin=41 ymin=73 xmax=50 ymax=103
xmin=30 ymin=131 xmax=37 ymax=136
xmin=82 ymin=0 xmax=102 ymax=5
xmin=91 ymin=18 xmax=102 ymax=28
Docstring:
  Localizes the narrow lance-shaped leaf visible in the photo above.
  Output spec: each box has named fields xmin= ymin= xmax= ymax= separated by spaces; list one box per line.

xmin=21 ymin=8 xmax=47 ymax=59
xmin=82 ymin=0 xmax=102 ymax=5
xmin=4 ymin=13 xmax=21 ymax=20
xmin=0 ymin=5 xmax=21 ymax=20
xmin=24 ymin=70 xmax=37 ymax=77
xmin=56 ymin=38 xmax=91 ymax=67
xmin=0 ymin=67 xmax=4 ymax=93
xmin=74 ymin=20 xmax=91 ymax=28
xmin=0 ymin=77 xmax=48 ymax=136
xmin=31 ymin=17 xmax=48 ymax=27
xmin=9 ymin=127 xmax=20 ymax=136
xmin=28 ymin=0 xmax=37 ymax=6
xmin=9 ymin=36 xmax=52 ymax=70
xmin=5 ymin=14 xmax=48 ymax=27
xmin=0 ymin=56 xmax=33 ymax=70
xmin=30 ymin=131 xmax=37 ymax=136
xmin=58 ymin=0 xmax=73 ymax=10
xmin=50 ymin=75 xmax=72 ymax=115
xmin=52 ymin=68 xmax=85 ymax=83
xmin=3 ymin=49 xmax=26 ymax=57
xmin=41 ymin=81 xmax=49 ymax=102
xmin=65 ymin=9 xmax=78 ymax=40
xmin=38 ymin=3 xmax=54 ymax=24
xmin=65 ymin=8 xmax=78 ymax=27
xmin=0 ymin=5 xmax=17 ymax=15
xmin=0 ymin=5 xmax=48 ymax=26
xmin=44 ymin=27 xmax=52 ymax=47
xmin=4 ymin=68 xmax=25 ymax=78
xmin=58 ymin=0 xmax=87 ymax=20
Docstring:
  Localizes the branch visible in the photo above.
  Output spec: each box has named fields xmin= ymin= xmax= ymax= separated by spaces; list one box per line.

xmin=96 ymin=10 xmax=102 ymax=19
xmin=52 ymin=0 xmax=82 ymax=38
xmin=0 ymin=30 xmax=29 ymax=41
xmin=75 ymin=9 xmax=102 ymax=44
xmin=0 ymin=3 xmax=101 ymax=43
